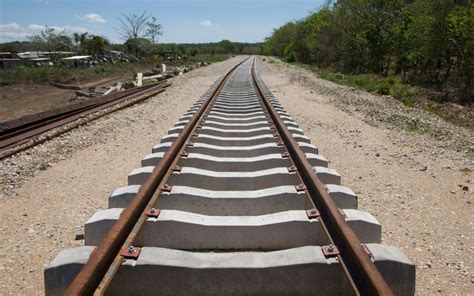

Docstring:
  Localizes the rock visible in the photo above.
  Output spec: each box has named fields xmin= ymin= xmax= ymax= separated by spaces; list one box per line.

xmin=376 ymin=153 xmax=380 ymax=157
xmin=74 ymin=233 xmax=84 ymax=240
xmin=462 ymin=186 xmax=469 ymax=191
xmin=94 ymin=87 xmax=109 ymax=95
xmin=39 ymin=162 xmax=50 ymax=171
xmin=419 ymin=166 xmax=428 ymax=171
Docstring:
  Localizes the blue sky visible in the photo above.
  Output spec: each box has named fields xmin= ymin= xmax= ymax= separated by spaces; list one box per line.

xmin=0 ymin=0 xmax=326 ymax=43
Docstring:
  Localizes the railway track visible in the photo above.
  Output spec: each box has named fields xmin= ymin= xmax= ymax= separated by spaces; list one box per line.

xmin=0 ymin=81 xmax=170 ymax=157
xmin=45 ymin=57 xmax=415 ymax=295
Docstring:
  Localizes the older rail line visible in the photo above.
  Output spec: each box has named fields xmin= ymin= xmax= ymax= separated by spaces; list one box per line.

xmin=45 ymin=57 xmax=415 ymax=295
xmin=0 ymin=81 xmax=170 ymax=157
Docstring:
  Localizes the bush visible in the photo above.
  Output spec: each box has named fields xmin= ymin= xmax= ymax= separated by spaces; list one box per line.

xmin=285 ymin=51 xmax=297 ymax=63
xmin=376 ymin=82 xmax=391 ymax=95
xmin=389 ymin=84 xmax=410 ymax=100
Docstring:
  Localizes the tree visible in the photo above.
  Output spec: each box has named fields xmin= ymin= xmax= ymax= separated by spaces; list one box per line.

xmin=218 ymin=40 xmax=235 ymax=54
xmin=73 ymin=32 xmax=109 ymax=56
xmin=117 ymin=11 xmax=151 ymax=40
xmin=264 ymin=0 xmax=473 ymax=103
xmin=28 ymin=26 xmax=73 ymax=53
xmin=145 ymin=17 xmax=163 ymax=45
xmin=124 ymin=38 xmax=152 ymax=57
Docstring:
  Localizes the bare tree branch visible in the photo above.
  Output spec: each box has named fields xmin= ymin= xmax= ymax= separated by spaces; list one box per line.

xmin=116 ymin=10 xmax=151 ymax=40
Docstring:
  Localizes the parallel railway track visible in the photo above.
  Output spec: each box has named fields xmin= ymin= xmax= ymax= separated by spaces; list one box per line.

xmin=45 ymin=57 xmax=415 ymax=295
xmin=0 ymin=81 xmax=170 ymax=157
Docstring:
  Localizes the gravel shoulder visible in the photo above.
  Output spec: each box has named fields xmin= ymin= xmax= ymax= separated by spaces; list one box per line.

xmin=0 ymin=56 xmax=246 ymax=295
xmin=258 ymin=57 xmax=473 ymax=295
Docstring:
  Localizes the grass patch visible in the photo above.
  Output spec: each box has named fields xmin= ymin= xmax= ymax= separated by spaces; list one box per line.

xmin=316 ymin=69 xmax=415 ymax=102
xmin=297 ymin=64 xmax=472 ymax=130
xmin=0 ymin=62 xmax=152 ymax=85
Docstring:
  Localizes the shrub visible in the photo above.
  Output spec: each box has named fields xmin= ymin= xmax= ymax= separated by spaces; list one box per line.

xmin=285 ymin=51 xmax=297 ymax=63
xmin=376 ymin=82 xmax=391 ymax=95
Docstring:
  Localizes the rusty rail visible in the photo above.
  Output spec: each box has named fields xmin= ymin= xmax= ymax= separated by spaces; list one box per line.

xmin=0 ymin=82 xmax=169 ymax=154
xmin=64 ymin=57 xmax=249 ymax=295
xmin=250 ymin=58 xmax=393 ymax=295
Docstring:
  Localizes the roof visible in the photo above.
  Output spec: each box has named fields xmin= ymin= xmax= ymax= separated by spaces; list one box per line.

xmin=61 ymin=55 xmax=92 ymax=60
xmin=30 ymin=57 xmax=51 ymax=61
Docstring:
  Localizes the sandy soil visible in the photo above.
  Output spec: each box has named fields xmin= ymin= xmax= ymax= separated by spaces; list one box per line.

xmin=0 ymin=56 xmax=246 ymax=295
xmin=0 ymin=73 xmax=144 ymax=122
xmin=258 ymin=57 xmax=473 ymax=295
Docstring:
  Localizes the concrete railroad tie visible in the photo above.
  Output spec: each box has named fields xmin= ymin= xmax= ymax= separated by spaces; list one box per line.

xmin=45 ymin=59 xmax=415 ymax=296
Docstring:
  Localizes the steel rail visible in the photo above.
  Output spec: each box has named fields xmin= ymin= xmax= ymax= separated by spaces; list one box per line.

xmin=64 ymin=57 xmax=249 ymax=295
xmin=250 ymin=58 xmax=393 ymax=295
xmin=0 ymin=82 xmax=169 ymax=152
xmin=0 ymin=82 xmax=160 ymax=135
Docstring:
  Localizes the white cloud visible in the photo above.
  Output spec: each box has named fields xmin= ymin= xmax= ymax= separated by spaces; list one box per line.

xmin=0 ymin=22 xmax=88 ymax=42
xmin=79 ymin=13 xmax=106 ymax=24
xmin=199 ymin=20 xmax=214 ymax=27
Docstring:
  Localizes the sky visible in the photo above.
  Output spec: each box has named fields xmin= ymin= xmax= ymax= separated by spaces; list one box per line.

xmin=0 ymin=0 xmax=326 ymax=44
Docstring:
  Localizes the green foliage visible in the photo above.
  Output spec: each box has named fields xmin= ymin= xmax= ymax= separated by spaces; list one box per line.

xmin=74 ymin=33 xmax=110 ymax=56
xmin=264 ymin=0 xmax=473 ymax=104
xmin=27 ymin=26 xmax=74 ymax=59
xmin=125 ymin=37 xmax=152 ymax=57
xmin=145 ymin=16 xmax=164 ymax=45
xmin=154 ymin=41 xmax=263 ymax=56
xmin=0 ymin=62 xmax=143 ymax=85
xmin=218 ymin=40 xmax=236 ymax=54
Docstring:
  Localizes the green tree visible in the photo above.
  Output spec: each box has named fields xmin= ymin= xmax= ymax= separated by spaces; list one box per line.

xmin=28 ymin=26 xmax=73 ymax=52
xmin=124 ymin=37 xmax=152 ymax=57
xmin=73 ymin=32 xmax=109 ymax=56
xmin=219 ymin=40 xmax=236 ymax=54
xmin=145 ymin=16 xmax=164 ymax=45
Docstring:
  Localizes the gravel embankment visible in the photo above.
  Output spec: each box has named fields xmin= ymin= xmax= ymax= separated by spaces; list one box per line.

xmin=258 ymin=57 xmax=473 ymax=295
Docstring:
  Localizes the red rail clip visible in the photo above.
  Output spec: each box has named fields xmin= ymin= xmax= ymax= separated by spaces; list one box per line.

xmin=172 ymin=165 xmax=182 ymax=172
xmin=180 ymin=151 xmax=189 ymax=157
xmin=282 ymin=152 xmax=290 ymax=158
xmin=295 ymin=184 xmax=306 ymax=192
xmin=322 ymin=244 xmax=340 ymax=258
xmin=187 ymin=141 xmax=194 ymax=147
xmin=159 ymin=184 xmax=173 ymax=192
xmin=276 ymin=140 xmax=284 ymax=146
xmin=144 ymin=208 xmax=160 ymax=218
xmin=120 ymin=245 xmax=141 ymax=260
xmin=306 ymin=208 xmax=320 ymax=219
xmin=287 ymin=165 xmax=297 ymax=173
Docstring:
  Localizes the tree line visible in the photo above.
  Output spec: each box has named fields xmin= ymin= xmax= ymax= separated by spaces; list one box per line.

xmin=264 ymin=0 xmax=473 ymax=104
xmin=0 ymin=10 xmax=263 ymax=61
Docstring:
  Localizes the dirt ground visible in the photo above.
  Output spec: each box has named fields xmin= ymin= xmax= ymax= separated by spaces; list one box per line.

xmin=0 ymin=55 xmax=472 ymax=295
xmin=258 ymin=57 xmax=473 ymax=295
xmin=0 ymin=72 xmax=145 ymax=122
